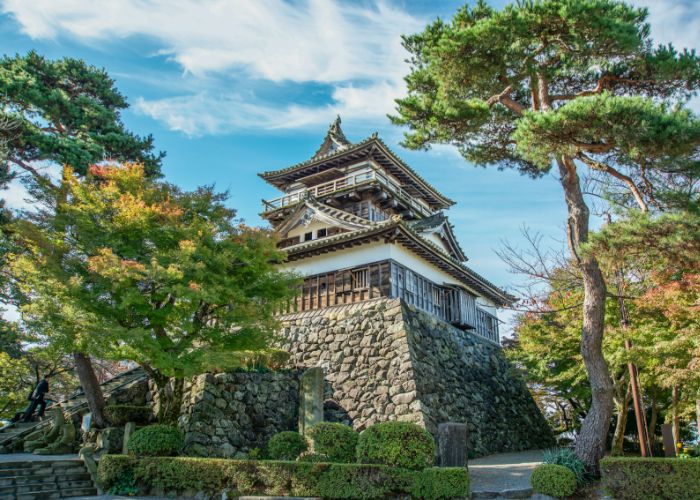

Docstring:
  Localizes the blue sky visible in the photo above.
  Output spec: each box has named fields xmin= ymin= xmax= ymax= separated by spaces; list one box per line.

xmin=2 ymin=0 xmax=699 ymax=332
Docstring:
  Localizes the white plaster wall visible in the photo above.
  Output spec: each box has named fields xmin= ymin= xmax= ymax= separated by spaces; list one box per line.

xmin=279 ymin=241 xmax=392 ymax=276
xmin=422 ymin=232 xmax=451 ymax=255
xmin=287 ymin=220 xmax=328 ymax=240
xmin=280 ymin=241 xmax=487 ymax=302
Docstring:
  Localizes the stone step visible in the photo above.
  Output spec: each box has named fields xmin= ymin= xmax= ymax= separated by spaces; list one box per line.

xmin=0 ymin=463 xmax=85 ymax=476
xmin=0 ymin=472 xmax=91 ymax=486
xmin=7 ymin=479 xmax=95 ymax=494
xmin=15 ymin=486 xmax=98 ymax=500
xmin=471 ymin=488 xmax=537 ymax=499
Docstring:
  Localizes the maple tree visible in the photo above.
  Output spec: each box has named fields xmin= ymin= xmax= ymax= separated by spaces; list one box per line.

xmin=11 ymin=163 xmax=299 ymax=422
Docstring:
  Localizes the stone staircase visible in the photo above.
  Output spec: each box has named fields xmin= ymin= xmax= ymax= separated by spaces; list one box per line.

xmin=0 ymin=366 xmax=148 ymax=453
xmin=0 ymin=459 xmax=97 ymax=499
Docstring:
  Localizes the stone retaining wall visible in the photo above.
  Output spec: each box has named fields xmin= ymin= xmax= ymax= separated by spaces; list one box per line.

xmin=279 ymin=298 xmax=553 ymax=456
xmin=178 ymin=371 xmax=301 ymax=457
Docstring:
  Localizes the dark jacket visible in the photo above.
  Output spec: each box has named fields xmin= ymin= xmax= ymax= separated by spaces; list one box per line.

xmin=32 ymin=379 xmax=49 ymax=401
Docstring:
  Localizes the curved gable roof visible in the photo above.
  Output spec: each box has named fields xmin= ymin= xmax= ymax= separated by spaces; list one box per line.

xmin=259 ymin=119 xmax=455 ymax=209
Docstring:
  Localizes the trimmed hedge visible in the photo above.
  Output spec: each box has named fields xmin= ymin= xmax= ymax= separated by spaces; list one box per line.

xmin=601 ymin=457 xmax=700 ymax=500
xmin=530 ymin=463 xmax=577 ymax=498
xmin=307 ymin=422 xmax=359 ymax=463
xmin=97 ymin=455 xmax=470 ymax=499
xmin=267 ymin=431 xmax=308 ymax=461
xmin=357 ymin=421 xmax=436 ymax=470
xmin=104 ymin=405 xmax=152 ymax=426
xmin=126 ymin=424 xmax=183 ymax=457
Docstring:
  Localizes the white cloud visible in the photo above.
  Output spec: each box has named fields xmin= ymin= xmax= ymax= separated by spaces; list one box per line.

xmin=2 ymin=0 xmax=420 ymax=82
xmin=2 ymin=0 xmax=421 ymax=135
xmin=134 ymin=79 xmax=406 ymax=136
xmin=5 ymin=0 xmax=697 ymax=136
xmin=631 ymin=0 xmax=699 ymax=52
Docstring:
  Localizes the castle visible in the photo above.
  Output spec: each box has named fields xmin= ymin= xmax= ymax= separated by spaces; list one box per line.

xmin=256 ymin=118 xmax=553 ymax=455
xmin=260 ymin=117 xmax=512 ymax=343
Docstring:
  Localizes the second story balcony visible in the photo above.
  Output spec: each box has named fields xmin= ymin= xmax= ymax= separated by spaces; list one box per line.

xmin=261 ymin=166 xmax=434 ymax=218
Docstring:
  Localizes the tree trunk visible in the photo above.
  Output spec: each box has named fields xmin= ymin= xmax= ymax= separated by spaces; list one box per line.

xmin=73 ymin=352 xmax=107 ymax=428
xmin=611 ymin=380 xmax=631 ymax=456
xmin=696 ymin=390 xmax=700 ymax=438
xmin=150 ymin=370 xmax=185 ymax=424
xmin=671 ymin=385 xmax=680 ymax=445
xmin=558 ymin=156 xmax=614 ymax=472
xmin=648 ymin=394 xmax=659 ymax=448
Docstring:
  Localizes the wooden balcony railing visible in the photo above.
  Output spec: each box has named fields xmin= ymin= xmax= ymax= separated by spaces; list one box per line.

xmin=262 ymin=168 xmax=433 ymax=217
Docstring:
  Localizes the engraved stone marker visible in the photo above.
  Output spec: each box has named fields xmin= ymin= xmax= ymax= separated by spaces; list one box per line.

xmin=123 ymin=421 xmax=136 ymax=454
xmin=299 ymin=367 xmax=324 ymax=435
xmin=437 ymin=422 xmax=469 ymax=467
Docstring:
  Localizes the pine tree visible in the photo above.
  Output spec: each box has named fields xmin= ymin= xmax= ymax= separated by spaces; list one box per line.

xmin=391 ymin=0 xmax=700 ymax=468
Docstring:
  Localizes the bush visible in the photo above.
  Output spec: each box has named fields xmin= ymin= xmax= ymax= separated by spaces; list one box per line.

xmin=126 ymin=424 xmax=183 ymax=457
xmin=297 ymin=451 xmax=330 ymax=463
xmin=601 ymin=457 xmax=700 ymax=500
xmin=307 ymin=422 xmax=359 ymax=463
xmin=97 ymin=455 xmax=470 ymax=499
xmin=108 ymin=470 xmax=139 ymax=496
xmin=267 ymin=431 xmax=308 ymax=461
xmin=356 ymin=421 xmax=435 ymax=470
xmin=530 ymin=464 xmax=577 ymax=498
xmin=104 ymin=405 xmax=152 ymax=426
xmin=542 ymin=447 xmax=586 ymax=485
xmin=411 ymin=467 xmax=471 ymax=499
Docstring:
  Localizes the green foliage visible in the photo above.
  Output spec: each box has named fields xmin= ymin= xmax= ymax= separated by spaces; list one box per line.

xmin=126 ymin=425 xmax=183 ymax=457
xmin=104 ymin=405 xmax=152 ymax=426
xmin=97 ymin=455 xmax=470 ymax=499
xmin=543 ymin=448 xmax=587 ymax=485
xmin=410 ymin=467 xmax=471 ymax=500
xmin=108 ymin=470 xmax=139 ymax=496
xmin=0 ymin=350 xmax=31 ymax=419
xmin=530 ymin=463 xmax=577 ymax=498
xmin=267 ymin=431 xmax=308 ymax=461
xmin=296 ymin=452 xmax=330 ymax=463
xmin=513 ymin=93 xmax=700 ymax=170
xmin=10 ymin=163 xmax=300 ymax=420
xmin=307 ymin=422 xmax=359 ymax=463
xmin=0 ymin=50 xmax=163 ymax=178
xmin=601 ymin=457 xmax=700 ymax=500
xmin=356 ymin=421 xmax=436 ymax=470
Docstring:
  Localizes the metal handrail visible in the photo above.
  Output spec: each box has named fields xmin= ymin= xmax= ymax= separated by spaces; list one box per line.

xmin=0 ymin=368 xmax=147 ymax=448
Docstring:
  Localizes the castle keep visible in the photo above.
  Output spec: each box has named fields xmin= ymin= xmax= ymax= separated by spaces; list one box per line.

xmin=261 ymin=116 xmax=511 ymax=341
xmin=260 ymin=118 xmax=554 ymax=455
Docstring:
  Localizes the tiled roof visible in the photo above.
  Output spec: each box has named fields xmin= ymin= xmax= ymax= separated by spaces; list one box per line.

xmin=407 ymin=213 xmax=468 ymax=262
xmin=259 ymin=120 xmax=454 ymax=208
xmin=276 ymin=195 xmax=378 ymax=234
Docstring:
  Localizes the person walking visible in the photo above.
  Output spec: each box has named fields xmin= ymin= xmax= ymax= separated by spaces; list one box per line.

xmin=23 ymin=374 xmax=51 ymax=422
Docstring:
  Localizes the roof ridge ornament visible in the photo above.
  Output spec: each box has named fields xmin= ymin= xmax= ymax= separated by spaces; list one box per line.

xmin=312 ymin=115 xmax=352 ymax=159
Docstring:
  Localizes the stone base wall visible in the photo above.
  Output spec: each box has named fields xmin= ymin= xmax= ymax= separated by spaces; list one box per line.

xmin=279 ymin=298 xmax=554 ymax=456
xmin=178 ymin=371 xmax=301 ymax=457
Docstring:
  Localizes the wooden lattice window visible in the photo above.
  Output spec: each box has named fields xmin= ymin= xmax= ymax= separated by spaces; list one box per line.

xmin=352 ymin=268 xmax=369 ymax=289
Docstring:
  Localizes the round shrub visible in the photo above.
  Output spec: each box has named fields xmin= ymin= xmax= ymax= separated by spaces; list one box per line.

xmin=307 ymin=422 xmax=359 ymax=463
xmin=104 ymin=405 xmax=152 ymax=426
xmin=531 ymin=463 xmax=577 ymax=498
xmin=267 ymin=431 xmax=308 ymax=461
xmin=356 ymin=421 xmax=435 ymax=470
xmin=126 ymin=424 xmax=183 ymax=457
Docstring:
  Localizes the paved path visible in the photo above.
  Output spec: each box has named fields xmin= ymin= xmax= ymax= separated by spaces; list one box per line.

xmin=468 ymin=449 xmax=544 ymax=498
